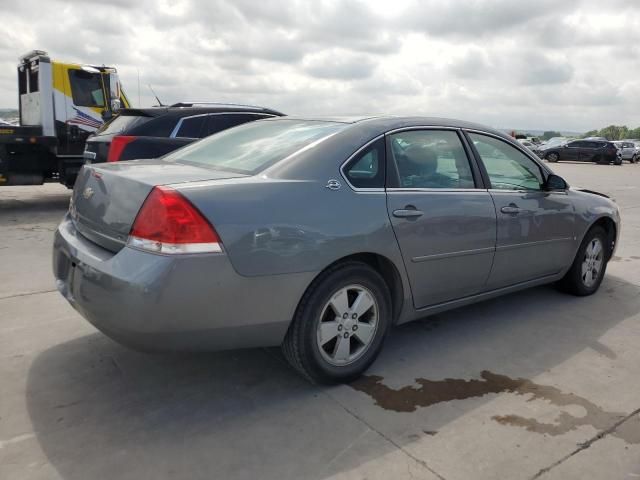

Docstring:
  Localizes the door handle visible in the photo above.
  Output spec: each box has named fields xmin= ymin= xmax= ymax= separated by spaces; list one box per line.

xmin=393 ymin=209 xmax=424 ymax=218
xmin=500 ymin=206 xmax=521 ymax=214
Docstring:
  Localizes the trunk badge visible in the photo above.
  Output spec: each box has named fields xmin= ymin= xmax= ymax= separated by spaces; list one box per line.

xmin=83 ymin=187 xmax=95 ymax=199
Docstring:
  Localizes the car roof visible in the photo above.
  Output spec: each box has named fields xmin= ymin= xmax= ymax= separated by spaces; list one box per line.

xmin=267 ymin=115 xmax=512 ymax=141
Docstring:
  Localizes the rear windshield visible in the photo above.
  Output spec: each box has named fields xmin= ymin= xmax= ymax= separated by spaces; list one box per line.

xmin=95 ymin=114 xmax=151 ymax=136
xmin=163 ymin=119 xmax=346 ymax=174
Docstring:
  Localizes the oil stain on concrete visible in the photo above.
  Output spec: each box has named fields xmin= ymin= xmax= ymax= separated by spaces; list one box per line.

xmin=350 ymin=371 xmax=640 ymax=444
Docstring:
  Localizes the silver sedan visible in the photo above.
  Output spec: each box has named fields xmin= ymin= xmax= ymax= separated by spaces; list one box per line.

xmin=53 ymin=116 xmax=621 ymax=383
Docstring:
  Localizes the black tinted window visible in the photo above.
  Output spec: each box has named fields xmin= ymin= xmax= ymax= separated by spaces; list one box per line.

xmin=343 ymin=138 xmax=385 ymax=189
xmin=68 ymin=70 xmax=104 ymax=107
xmin=175 ymin=116 xmax=206 ymax=138
xmin=206 ymin=114 xmax=270 ymax=137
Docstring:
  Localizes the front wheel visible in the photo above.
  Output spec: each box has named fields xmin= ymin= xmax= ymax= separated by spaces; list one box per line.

xmin=558 ymin=226 xmax=609 ymax=296
xmin=546 ymin=152 xmax=559 ymax=162
xmin=282 ymin=262 xmax=392 ymax=384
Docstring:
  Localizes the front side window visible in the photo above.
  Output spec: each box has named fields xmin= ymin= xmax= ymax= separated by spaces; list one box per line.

xmin=68 ymin=69 xmax=105 ymax=107
xmin=343 ymin=138 xmax=385 ymax=188
xmin=469 ymin=133 xmax=544 ymax=191
xmin=164 ymin=119 xmax=346 ymax=174
xmin=389 ymin=130 xmax=475 ymax=189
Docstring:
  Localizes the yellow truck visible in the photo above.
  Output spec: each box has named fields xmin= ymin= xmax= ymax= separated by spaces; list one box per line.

xmin=0 ymin=50 xmax=130 ymax=187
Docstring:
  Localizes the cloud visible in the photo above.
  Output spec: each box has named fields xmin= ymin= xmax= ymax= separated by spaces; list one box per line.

xmin=0 ymin=0 xmax=639 ymax=131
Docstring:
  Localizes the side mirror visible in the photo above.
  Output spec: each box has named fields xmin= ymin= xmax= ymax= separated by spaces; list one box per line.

xmin=544 ymin=174 xmax=568 ymax=191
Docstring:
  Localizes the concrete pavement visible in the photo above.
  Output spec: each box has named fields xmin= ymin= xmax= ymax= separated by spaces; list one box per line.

xmin=1 ymin=162 xmax=639 ymax=480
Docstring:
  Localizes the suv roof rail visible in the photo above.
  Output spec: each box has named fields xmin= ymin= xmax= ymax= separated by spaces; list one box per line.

xmin=169 ymin=102 xmax=268 ymax=110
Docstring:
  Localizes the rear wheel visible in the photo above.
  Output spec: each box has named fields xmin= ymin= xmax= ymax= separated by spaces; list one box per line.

xmin=558 ymin=226 xmax=609 ymax=296
xmin=614 ymin=157 xmax=623 ymax=166
xmin=282 ymin=262 xmax=392 ymax=384
xmin=546 ymin=152 xmax=559 ymax=162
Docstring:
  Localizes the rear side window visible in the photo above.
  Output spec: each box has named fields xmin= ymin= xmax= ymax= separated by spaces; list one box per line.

xmin=206 ymin=113 xmax=271 ymax=137
xmin=68 ymin=69 xmax=104 ymax=107
xmin=164 ymin=119 xmax=346 ymax=174
xmin=389 ymin=130 xmax=475 ymax=189
xmin=343 ymin=138 xmax=385 ymax=189
xmin=174 ymin=116 xmax=207 ymax=138
xmin=95 ymin=115 xmax=151 ymax=135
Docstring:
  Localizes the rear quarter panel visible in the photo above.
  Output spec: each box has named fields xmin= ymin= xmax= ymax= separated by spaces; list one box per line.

xmin=177 ymin=178 xmax=403 ymax=278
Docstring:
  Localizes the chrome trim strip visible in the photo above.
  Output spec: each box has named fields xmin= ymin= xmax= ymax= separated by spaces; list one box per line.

xmin=488 ymin=189 xmax=569 ymax=195
xmin=387 ymin=188 xmax=486 ymax=193
xmin=412 ymin=246 xmax=495 ymax=263
xmin=495 ymin=237 xmax=574 ymax=252
xmin=169 ymin=112 xmax=276 ymax=139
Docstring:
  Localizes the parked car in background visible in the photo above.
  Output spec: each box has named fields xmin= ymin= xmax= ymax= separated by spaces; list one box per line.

xmin=518 ymin=139 xmax=542 ymax=156
xmin=54 ymin=116 xmax=620 ymax=383
xmin=613 ymin=141 xmax=639 ymax=163
xmin=83 ymin=103 xmax=284 ymax=163
xmin=543 ymin=139 xmax=622 ymax=165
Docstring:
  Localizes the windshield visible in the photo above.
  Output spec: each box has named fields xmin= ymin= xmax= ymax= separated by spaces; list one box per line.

xmin=164 ymin=119 xmax=346 ymax=174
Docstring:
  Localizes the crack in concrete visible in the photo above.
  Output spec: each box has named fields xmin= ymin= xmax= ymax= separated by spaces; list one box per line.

xmin=530 ymin=406 xmax=640 ymax=479
xmin=324 ymin=391 xmax=447 ymax=480
xmin=0 ymin=289 xmax=57 ymax=301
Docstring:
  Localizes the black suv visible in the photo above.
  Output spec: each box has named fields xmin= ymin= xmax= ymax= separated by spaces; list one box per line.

xmin=84 ymin=103 xmax=284 ymax=163
xmin=542 ymin=139 xmax=622 ymax=165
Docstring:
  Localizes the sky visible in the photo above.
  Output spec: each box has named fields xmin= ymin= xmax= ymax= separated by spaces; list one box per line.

xmin=0 ymin=0 xmax=639 ymax=131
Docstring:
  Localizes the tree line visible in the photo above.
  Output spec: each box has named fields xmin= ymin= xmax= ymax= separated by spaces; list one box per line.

xmin=581 ymin=125 xmax=640 ymax=141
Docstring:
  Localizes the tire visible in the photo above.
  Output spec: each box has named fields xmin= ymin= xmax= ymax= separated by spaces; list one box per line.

xmin=282 ymin=261 xmax=392 ymax=384
xmin=631 ymin=155 xmax=638 ymax=164
xmin=614 ymin=157 xmax=623 ymax=166
xmin=557 ymin=226 xmax=609 ymax=296
xmin=546 ymin=152 xmax=559 ymax=163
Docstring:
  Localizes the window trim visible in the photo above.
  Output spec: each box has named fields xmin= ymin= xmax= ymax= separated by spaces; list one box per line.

xmin=339 ymin=134 xmax=386 ymax=192
xmin=169 ymin=112 xmax=277 ymax=139
xmin=384 ymin=126 xmax=485 ymax=190
xmin=463 ymin=129 xmax=551 ymax=193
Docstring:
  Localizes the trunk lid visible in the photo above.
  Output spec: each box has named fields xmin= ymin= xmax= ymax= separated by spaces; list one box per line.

xmin=71 ymin=159 xmax=247 ymax=252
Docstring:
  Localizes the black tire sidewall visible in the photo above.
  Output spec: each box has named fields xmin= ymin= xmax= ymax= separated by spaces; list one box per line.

xmin=296 ymin=264 xmax=392 ymax=383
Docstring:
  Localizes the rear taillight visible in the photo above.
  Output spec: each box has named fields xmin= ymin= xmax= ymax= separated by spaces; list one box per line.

xmin=127 ymin=186 xmax=222 ymax=254
xmin=107 ymin=135 xmax=136 ymax=162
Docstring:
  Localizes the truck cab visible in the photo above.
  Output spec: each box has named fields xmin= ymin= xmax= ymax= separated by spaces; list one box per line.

xmin=0 ymin=50 xmax=130 ymax=187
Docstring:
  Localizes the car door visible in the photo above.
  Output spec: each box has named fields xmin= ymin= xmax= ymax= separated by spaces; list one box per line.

xmin=579 ymin=141 xmax=598 ymax=162
xmin=385 ymin=128 xmax=497 ymax=308
xmin=562 ymin=140 xmax=582 ymax=161
xmin=467 ymin=132 xmax=576 ymax=289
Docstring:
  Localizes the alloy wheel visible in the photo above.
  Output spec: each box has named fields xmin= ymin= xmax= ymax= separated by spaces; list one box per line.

xmin=581 ymin=238 xmax=604 ymax=288
xmin=316 ymin=284 xmax=379 ymax=366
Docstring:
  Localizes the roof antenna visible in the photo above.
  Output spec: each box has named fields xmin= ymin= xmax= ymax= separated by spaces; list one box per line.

xmin=147 ymin=84 xmax=164 ymax=106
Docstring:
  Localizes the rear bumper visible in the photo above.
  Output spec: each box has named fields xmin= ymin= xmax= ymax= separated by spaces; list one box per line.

xmin=53 ymin=215 xmax=313 ymax=352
